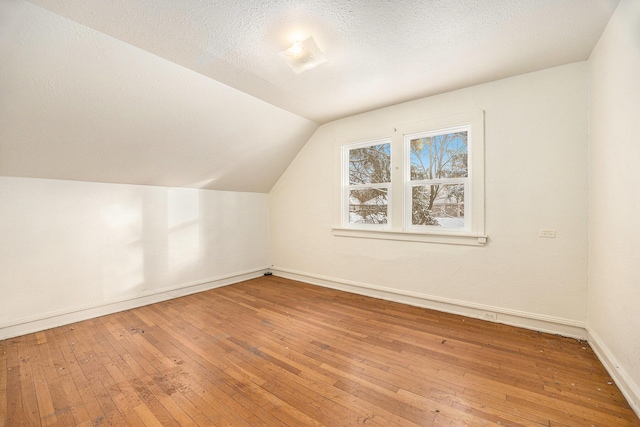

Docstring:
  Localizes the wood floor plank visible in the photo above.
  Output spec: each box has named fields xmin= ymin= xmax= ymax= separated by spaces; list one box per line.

xmin=92 ymin=319 xmax=185 ymax=427
xmin=114 ymin=312 xmax=264 ymax=424
xmin=223 ymin=341 xmax=407 ymax=426
xmin=17 ymin=335 xmax=44 ymax=426
xmin=139 ymin=316 xmax=301 ymax=426
xmin=31 ymin=361 xmax=59 ymax=426
xmin=4 ymin=342 xmax=24 ymax=426
xmin=53 ymin=327 xmax=96 ymax=426
xmin=1 ymin=276 xmax=639 ymax=426
xmin=134 ymin=403 xmax=165 ymax=427
xmin=0 ymin=340 xmax=7 ymax=427
xmin=99 ymin=320 xmax=229 ymax=425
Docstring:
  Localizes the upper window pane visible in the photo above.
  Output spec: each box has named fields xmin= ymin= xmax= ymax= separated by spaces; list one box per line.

xmin=409 ymin=131 xmax=468 ymax=181
xmin=349 ymin=143 xmax=391 ymax=185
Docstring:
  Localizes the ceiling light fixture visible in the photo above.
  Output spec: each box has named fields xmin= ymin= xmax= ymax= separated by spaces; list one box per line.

xmin=279 ymin=36 xmax=327 ymax=74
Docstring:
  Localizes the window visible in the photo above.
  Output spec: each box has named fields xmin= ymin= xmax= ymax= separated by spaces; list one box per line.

xmin=405 ymin=126 xmax=469 ymax=231
xmin=336 ymin=112 xmax=485 ymax=246
xmin=342 ymin=139 xmax=391 ymax=227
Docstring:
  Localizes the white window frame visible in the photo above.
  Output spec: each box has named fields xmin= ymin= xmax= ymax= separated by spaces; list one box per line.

xmin=341 ymin=138 xmax=392 ymax=230
xmin=334 ymin=111 xmax=486 ymax=246
xmin=404 ymin=125 xmax=471 ymax=233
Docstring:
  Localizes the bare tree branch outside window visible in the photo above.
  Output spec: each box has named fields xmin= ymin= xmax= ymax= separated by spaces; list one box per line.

xmin=409 ymin=131 xmax=468 ymax=227
xmin=348 ymin=144 xmax=391 ymax=224
xmin=344 ymin=130 xmax=468 ymax=229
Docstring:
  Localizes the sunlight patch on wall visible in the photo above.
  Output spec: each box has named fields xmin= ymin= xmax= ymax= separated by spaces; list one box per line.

xmin=168 ymin=188 xmax=201 ymax=271
xmin=99 ymin=200 xmax=144 ymax=296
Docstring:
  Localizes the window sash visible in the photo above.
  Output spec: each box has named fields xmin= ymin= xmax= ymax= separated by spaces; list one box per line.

xmin=342 ymin=139 xmax=391 ymax=228
xmin=336 ymin=112 xmax=485 ymax=245
xmin=404 ymin=125 xmax=471 ymax=232
xmin=405 ymin=180 xmax=469 ymax=230
xmin=344 ymin=184 xmax=391 ymax=226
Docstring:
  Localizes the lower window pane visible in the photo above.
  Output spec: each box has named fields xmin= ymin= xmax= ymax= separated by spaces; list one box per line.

xmin=412 ymin=184 xmax=464 ymax=227
xmin=349 ymin=188 xmax=388 ymax=224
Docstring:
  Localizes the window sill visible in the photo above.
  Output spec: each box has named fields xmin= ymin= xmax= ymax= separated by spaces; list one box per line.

xmin=332 ymin=227 xmax=487 ymax=246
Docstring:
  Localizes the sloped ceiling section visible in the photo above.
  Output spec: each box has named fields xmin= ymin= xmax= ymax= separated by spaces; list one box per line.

xmin=0 ymin=0 xmax=620 ymax=192
xmin=0 ymin=1 xmax=318 ymax=193
xmin=24 ymin=0 xmax=619 ymax=124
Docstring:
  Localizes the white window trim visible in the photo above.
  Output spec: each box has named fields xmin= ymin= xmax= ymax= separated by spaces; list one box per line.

xmin=332 ymin=228 xmax=487 ymax=246
xmin=334 ymin=111 xmax=486 ymax=246
xmin=341 ymin=138 xmax=392 ymax=230
xmin=404 ymin=125 xmax=471 ymax=233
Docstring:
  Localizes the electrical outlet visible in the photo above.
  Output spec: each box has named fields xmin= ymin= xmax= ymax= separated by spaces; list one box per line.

xmin=539 ymin=229 xmax=556 ymax=238
xmin=483 ymin=312 xmax=498 ymax=321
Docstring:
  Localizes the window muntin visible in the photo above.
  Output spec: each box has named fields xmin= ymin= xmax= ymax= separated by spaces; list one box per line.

xmin=336 ymin=112 xmax=485 ymax=245
xmin=405 ymin=126 xmax=470 ymax=230
xmin=343 ymin=140 xmax=391 ymax=226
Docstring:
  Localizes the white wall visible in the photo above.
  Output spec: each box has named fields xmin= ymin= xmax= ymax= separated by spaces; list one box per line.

xmin=270 ymin=62 xmax=589 ymax=337
xmin=588 ymin=0 xmax=640 ymax=414
xmin=0 ymin=177 xmax=269 ymax=338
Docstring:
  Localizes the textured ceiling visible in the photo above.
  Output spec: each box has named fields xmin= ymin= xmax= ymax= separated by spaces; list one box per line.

xmin=24 ymin=0 xmax=620 ymax=123
xmin=0 ymin=0 xmax=620 ymax=192
xmin=0 ymin=1 xmax=318 ymax=192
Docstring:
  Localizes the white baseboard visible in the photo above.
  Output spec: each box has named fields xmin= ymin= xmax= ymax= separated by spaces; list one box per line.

xmin=588 ymin=327 xmax=640 ymax=419
xmin=271 ymin=266 xmax=587 ymax=339
xmin=0 ymin=267 xmax=269 ymax=340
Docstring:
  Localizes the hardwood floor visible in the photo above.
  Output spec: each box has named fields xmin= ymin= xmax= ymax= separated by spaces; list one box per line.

xmin=1 ymin=276 xmax=638 ymax=426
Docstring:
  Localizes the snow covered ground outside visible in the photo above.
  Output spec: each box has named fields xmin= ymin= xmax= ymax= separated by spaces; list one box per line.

xmin=349 ymin=212 xmax=464 ymax=228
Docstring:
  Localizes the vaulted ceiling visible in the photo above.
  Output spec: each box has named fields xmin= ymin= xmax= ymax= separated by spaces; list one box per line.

xmin=0 ymin=0 xmax=619 ymax=192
